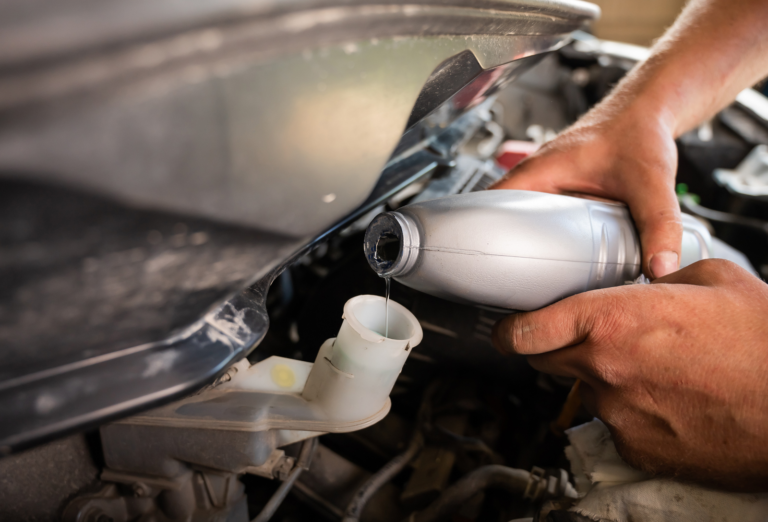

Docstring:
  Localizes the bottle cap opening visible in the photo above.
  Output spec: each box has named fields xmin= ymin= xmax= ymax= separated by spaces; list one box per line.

xmin=363 ymin=212 xmax=419 ymax=277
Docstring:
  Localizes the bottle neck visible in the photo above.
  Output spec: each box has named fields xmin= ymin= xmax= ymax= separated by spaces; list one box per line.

xmin=363 ymin=211 xmax=420 ymax=277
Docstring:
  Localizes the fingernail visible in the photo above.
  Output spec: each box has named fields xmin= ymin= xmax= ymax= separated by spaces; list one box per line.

xmin=650 ymin=251 xmax=679 ymax=279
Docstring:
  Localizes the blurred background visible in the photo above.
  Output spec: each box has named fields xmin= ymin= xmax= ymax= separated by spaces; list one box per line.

xmin=590 ymin=0 xmax=687 ymax=46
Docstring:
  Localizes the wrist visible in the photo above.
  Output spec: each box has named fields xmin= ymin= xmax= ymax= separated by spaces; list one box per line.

xmin=611 ymin=57 xmax=683 ymax=139
xmin=634 ymin=63 xmax=696 ymax=138
xmin=572 ymin=60 xmax=680 ymax=142
xmin=576 ymin=83 xmax=678 ymax=149
xmin=637 ymin=85 xmax=679 ymax=136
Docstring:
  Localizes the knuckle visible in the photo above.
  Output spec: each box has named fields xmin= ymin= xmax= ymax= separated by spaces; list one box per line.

xmin=577 ymin=292 xmax=634 ymax=385
xmin=589 ymin=358 xmax=624 ymax=387
xmin=508 ymin=314 xmax=538 ymax=354
xmin=688 ymin=258 xmax=738 ymax=284
xmin=493 ymin=314 xmax=533 ymax=355
xmin=586 ymin=292 xmax=631 ymax=344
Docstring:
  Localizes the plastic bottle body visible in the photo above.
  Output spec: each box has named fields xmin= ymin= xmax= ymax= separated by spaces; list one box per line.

xmin=364 ymin=190 xmax=711 ymax=311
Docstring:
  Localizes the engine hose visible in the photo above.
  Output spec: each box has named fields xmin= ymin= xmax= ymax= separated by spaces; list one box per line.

xmin=405 ymin=465 xmax=532 ymax=522
xmin=342 ymin=432 xmax=424 ymax=522
xmin=252 ymin=437 xmax=318 ymax=522
xmin=680 ymin=194 xmax=768 ymax=234
xmin=342 ymin=381 xmax=442 ymax=522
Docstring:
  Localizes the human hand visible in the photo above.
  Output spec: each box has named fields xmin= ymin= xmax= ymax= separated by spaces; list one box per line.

xmin=492 ymin=100 xmax=681 ymax=279
xmin=492 ymin=259 xmax=768 ymax=491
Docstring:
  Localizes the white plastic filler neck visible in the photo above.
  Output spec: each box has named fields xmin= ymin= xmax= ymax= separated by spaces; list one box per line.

xmin=302 ymin=295 xmax=423 ymax=421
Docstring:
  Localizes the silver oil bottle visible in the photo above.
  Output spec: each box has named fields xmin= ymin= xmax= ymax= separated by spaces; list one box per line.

xmin=363 ymin=190 xmax=711 ymax=311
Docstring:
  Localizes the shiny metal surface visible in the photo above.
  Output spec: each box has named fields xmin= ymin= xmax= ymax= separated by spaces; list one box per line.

xmin=0 ymin=180 xmax=293 ymax=451
xmin=0 ymin=1 xmax=598 ymax=237
xmin=0 ymin=0 xmax=600 ymax=451
xmin=1 ymin=35 xmax=570 ymax=238
xmin=0 ymin=0 xmax=600 ymax=69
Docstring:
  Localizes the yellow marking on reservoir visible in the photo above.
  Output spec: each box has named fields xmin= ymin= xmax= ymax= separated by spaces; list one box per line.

xmin=271 ymin=364 xmax=296 ymax=389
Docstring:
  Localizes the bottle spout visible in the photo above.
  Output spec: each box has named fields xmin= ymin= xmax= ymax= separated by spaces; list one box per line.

xmin=363 ymin=212 xmax=420 ymax=277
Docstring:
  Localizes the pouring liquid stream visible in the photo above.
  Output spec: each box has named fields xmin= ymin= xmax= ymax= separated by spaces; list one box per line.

xmin=384 ymin=277 xmax=390 ymax=338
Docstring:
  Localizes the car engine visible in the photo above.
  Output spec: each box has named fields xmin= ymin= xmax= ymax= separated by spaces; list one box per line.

xmin=2 ymin=2 xmax=768 ymax=520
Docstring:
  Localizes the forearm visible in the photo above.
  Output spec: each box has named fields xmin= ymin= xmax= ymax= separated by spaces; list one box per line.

xmin=586 ymin=0 xmax=768 ymax=136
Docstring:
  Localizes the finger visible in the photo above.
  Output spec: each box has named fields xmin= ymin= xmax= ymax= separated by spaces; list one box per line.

xmin=621 ymin=181 xmax=682 ymax=280
xmin=527 ymin=347 xmax=587 ymax=380
xmin=497 ymin=146 xmax=682 ymax=281
xmin=492 ymin=293 xmax=597 ymax=356
xmin=490 ymin=151 xmax=570 ymax=193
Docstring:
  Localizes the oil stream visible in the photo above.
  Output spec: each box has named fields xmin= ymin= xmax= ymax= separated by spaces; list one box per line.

xmin=384 ymin=277 xmax=390 ymax=338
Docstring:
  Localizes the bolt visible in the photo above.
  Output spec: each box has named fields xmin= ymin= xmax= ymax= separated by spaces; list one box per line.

xmin=132 ymin=482 xmax=149 ymax=497
xmin=275 ymin=457 xmax=295 ymax=480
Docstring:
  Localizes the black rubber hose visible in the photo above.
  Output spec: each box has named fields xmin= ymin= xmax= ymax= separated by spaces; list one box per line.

xmin=342 ymin=432 xmax=424 ymax=522
xmin=680 ymin=194 xmax=768 ymax=234
xmin=252 ymin=437 xmax=318 ymax=522
xmin=406 ymin=465 xmax=531 ymax=522
xmin=342 ymin=382 xmax=442 ymax=522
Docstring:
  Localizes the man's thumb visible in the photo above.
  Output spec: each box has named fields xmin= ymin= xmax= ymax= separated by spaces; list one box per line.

xmin=649 ymin=250 xmax=679 ymax=280
xmin=627 ymin=186 xmax=682 ymax=279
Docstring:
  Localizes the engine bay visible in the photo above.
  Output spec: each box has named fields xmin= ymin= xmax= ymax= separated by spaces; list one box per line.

xmin=3 ymin=33 xmax=768 ymax=522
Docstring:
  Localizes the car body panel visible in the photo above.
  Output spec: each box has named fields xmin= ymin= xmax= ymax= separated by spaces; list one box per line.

xmin=0 ymin=0 xmax=599 ymax=451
